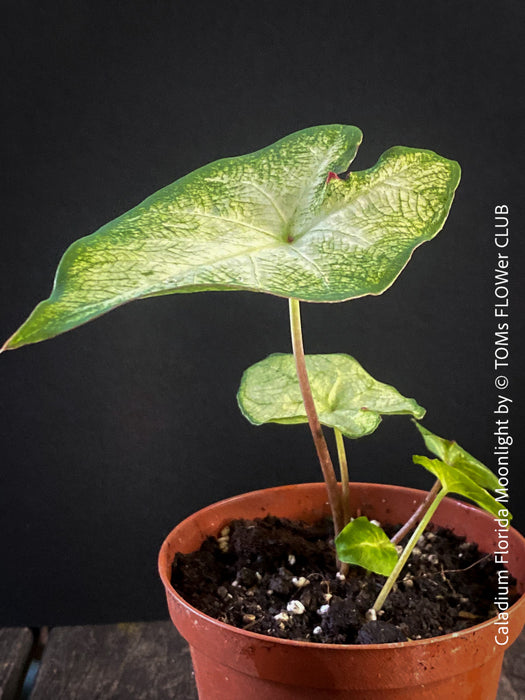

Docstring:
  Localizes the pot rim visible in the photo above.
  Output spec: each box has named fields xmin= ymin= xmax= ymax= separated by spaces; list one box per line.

xmin=159 ymin=481 xmax=525 ymax=652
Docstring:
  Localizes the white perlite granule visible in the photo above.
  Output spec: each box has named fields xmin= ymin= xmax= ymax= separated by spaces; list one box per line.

xmin=287 ymin=600 xmax=306 ymax=615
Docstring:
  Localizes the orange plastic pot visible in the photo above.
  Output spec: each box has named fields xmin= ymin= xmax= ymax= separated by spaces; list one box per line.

xmin=158 ymin=483 xmax=525 ymax=699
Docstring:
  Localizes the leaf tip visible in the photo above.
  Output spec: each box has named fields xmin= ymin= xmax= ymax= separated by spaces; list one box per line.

xmin=0 ymin=334 xmax=14 ymax=354
xmin=326 ymin=171 xmax=341 ymax=183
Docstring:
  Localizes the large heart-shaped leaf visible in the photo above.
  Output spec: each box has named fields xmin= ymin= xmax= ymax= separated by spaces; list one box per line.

xmin=3 ymin=125 xmax=460 ymax=351
xmin=412 ymin=455 xmax=509 ymax=521
xmin=413 ymin=422 xmax=500 ymax=491
xmin=335 ymin=516 xmax=399 ymax=576
xmin=237 ymin=353 xmax=425 ymax=438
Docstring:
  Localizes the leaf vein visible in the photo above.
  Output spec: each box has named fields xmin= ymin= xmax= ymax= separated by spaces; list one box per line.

xmin=244 ymin=181 xmax=288 ymax=225
xmin=185 ymin=210 xmax=281 ymax=241
xmin=289 ymin=246 xmax=330 ymax=287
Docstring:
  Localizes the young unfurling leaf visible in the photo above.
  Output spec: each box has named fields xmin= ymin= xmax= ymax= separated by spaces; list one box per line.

xmin=335 ymin=517 xmax=399 ymax=576
xmin=412 ymin=455 xmax=509 ymax=522
xmin=413 ymin=422 xmax=500 ymax=491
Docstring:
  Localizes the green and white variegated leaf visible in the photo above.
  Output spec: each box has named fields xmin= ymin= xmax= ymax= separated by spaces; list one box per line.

xmin=335 ymin=516 xmax=399 ymax=576
xmin=412 ymin=455 xmax=510 ymax=522
xmin=2 ymin=125 xmax=460 ymax=351
xmin=413 ymin=422 xmax=500 ymax=491
xmin=237 ymin=353 xmax=425 ymax=439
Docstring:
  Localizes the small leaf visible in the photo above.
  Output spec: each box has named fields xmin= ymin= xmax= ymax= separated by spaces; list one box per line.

xmin=412 ymin=455 xmax=510 ymax=522
xmin=413 ymin=422 xmax=500 ymax=491
xmin=237 ymin=353 xmax=425 ymax=439
xmin=335 ymin=517 xmax=399 ymax=576
xmin=3 ymin=125 xmax=460 ymax=350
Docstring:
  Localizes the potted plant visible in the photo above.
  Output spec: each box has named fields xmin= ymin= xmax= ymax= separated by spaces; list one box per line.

xmin=3 ymin=125 xmax=524 ymax=698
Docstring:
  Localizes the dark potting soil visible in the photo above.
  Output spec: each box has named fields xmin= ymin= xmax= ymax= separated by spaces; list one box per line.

xmin=171 ymin=515 xmax=518 ymax=645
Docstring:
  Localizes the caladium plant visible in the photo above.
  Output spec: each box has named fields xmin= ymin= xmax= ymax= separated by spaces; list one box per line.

xmin=3 ymin=124 xmax=504 ymax=615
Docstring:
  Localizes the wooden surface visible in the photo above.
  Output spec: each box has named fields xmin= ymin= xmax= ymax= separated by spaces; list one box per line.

xmin=0 ymin=622 xmax=522 ymax=698
xmin=0 ymin=627 xmax=33 ymax=700
xmin=497 ymin=629 xmax=525 ymax=700
xmin=29 ymin=622 xmax=197 ymax=700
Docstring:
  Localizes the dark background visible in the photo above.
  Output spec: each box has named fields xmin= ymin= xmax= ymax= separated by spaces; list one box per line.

xmin=1 ymin=1 xmax=523 ymax=626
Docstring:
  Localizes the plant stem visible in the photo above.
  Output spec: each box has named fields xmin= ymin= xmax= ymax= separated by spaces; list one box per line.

xmin=288 ymin=298 xmax=343 ymax=535
xmin=372 ymin=487 xmax=448 ymax=613
xmin=391 ymin=479 xmax=441 ymax=545
xmin=334 ymin=428 xmax=351 ymax=528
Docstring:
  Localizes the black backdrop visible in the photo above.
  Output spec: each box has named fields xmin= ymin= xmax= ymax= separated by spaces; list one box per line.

xmin=1 ymin=1 xmax=524 ymax=626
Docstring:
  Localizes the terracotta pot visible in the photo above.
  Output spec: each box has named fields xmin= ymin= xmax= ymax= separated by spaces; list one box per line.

xmin=158 ymin=483 xmax=525 ymax=699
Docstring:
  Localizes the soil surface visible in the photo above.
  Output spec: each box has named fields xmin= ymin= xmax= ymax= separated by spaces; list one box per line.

xmin=171 ymin=515 xmax=517 ymax=644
